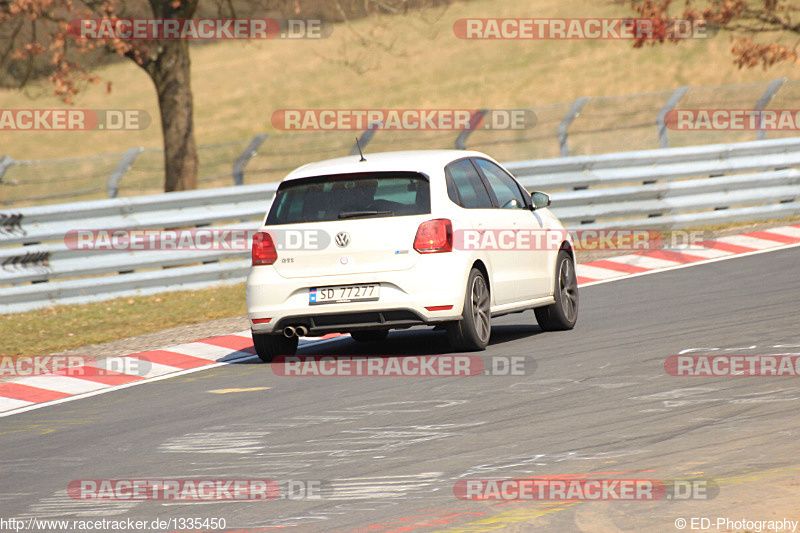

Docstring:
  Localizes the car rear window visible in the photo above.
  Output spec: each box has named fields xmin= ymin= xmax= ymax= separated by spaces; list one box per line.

xmin=266 ymin=172 xmax=431 ymax=225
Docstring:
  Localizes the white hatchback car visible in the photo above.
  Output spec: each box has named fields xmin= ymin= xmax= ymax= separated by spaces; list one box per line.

xmin=246 ymin=150 xmax=578 ymax=361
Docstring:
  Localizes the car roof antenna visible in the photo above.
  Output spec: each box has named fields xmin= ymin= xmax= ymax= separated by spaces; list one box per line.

xmin=355 ymin=137 xmax=367 ymax=162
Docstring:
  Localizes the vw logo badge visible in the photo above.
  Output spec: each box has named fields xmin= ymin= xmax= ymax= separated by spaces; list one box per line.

xmin=335 ymin=232 xmax=350 ymax=248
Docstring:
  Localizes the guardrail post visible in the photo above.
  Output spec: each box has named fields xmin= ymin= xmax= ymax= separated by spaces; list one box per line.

xmin=455 ymin=109 xmax=488 ymax=150
xmin=755 ymin=77 xmax=787 ymax=141
xmin=349 ymin=123 xmax=381 ymax=156
xmin=0 ymin=155 xmax=15 ymax=184
xmin=657 ymin=85 xmax=690 ymax=149
xmin=233 ymin=134 xmax=269 ymax=186
xmin=107 ymin=147 xmax=144 ymax=198
xmin=558 ymin=97 xmax=589 ymax=157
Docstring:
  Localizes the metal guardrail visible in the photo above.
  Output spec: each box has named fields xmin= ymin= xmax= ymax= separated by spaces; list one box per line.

xmin=508 ymin=136 xmax=800 ymax=229
xmin=2 ymin=137 xmax=799 ymax=314
xmin=3 ymin=78 xmax=798 ymax=207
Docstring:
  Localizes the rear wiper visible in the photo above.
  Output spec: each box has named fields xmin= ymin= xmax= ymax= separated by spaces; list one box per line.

xmin=338 ymin=210 xmax=393 ymax=219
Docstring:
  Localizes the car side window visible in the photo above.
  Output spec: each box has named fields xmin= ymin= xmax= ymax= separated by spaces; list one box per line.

xmin=474 ymin=158 xmax=527 ymax=209
xmin=445 ymin=159 xmax=494 ymax=209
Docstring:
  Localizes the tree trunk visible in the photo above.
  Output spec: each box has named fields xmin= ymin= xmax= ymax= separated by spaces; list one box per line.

xmin=146 ymin=40 xmax=198 ymax=192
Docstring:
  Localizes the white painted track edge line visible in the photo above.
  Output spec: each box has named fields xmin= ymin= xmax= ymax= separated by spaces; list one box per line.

xmin=0 ymin=362 xmax=231 ymax=418
xmin=0 ymin=334 xmax=352 ymax=417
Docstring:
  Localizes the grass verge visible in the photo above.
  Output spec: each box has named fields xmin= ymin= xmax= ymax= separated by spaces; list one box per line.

xmin=0 ymin=284 xmax=246 ymax=356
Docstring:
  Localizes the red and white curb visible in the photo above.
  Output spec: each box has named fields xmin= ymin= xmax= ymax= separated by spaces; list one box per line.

xmin=2 ymin=224 xmax=799 ymax=417
xmin=0 ymin=333 xmax=343 ymax=417
xmin=576 ymin=224 xmax=800 ymax=285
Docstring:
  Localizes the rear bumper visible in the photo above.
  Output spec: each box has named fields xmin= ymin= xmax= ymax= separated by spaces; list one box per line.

xmin=271 ymin=308 xmax=429 ymax=336
xmin=246 ymin=254 xmax=471 ymax=335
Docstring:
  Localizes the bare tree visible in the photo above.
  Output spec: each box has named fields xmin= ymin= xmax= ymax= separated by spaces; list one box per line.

xmin=1 ymin=0 xmax=200 ymax=192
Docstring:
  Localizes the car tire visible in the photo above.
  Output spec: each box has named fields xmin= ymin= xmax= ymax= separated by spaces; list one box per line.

xmin=252 ymin=333 xmax=299 ymax=363
xmin=534 ymin=250 xmax=579 ymax=331
xmin=350 ymin=329 xmax=389 ymax=343
xmin=446 ymin=268 xmax=491 ymax=352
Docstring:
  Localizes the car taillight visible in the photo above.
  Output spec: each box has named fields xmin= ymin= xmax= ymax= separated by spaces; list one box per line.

xmin=414 ymin=219 xmax=452 ymax=253
xmin=252 ymin=231 xmax=278 ymax=266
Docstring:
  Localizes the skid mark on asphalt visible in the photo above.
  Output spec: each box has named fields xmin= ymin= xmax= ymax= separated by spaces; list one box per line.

xmin=16 ymin=490 xmax=138 ymax=519
xmin=159 ymin=431 xmax=272 ymax=454
xmin=634 ymin=339 xmax=800 ymax=411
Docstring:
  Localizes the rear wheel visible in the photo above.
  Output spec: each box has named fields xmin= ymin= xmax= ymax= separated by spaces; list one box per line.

xmin=252 ymin=333 xmax=298 ymax=363
xmin=350 ymin=329 xmax=389 ymax=343
xmin=447 ymin=268 xmax=491 ymax=351
xmin=534 ymin=250 xmax=579 ymax=331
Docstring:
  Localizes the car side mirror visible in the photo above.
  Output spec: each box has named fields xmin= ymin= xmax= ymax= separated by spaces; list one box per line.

xmin=531 ymin=192 xmax=551 ymax=210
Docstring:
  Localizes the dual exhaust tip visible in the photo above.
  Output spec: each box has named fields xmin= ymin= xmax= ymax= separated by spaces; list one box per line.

xmin=283 ymin=325 xmax=308 ymax=338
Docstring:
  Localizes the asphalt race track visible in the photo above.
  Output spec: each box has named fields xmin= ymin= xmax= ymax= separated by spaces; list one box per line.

xmin=2 ymin=246 xmax=799 ymax=532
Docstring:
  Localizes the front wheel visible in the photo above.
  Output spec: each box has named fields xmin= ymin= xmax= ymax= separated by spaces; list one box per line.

xmin=446 ymin=268 xmax=491 ymax=351
xmin=252 ymin=333 xmax=298 ymax=363
xmin=534 ymin=250 xmax=579 ymax=331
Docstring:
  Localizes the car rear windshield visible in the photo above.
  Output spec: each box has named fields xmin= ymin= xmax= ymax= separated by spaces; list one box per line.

xmin=266 ymin=172 xmax=431 ymax=225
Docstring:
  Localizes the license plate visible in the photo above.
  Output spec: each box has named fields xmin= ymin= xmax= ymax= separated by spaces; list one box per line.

xmin=309 ymin=284 xmax=380 ymax=305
